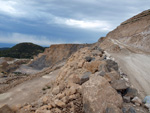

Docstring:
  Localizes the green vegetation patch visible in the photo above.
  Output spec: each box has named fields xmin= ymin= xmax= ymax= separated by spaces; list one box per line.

xmin=0 ymin=43 xmax=45 ymax=59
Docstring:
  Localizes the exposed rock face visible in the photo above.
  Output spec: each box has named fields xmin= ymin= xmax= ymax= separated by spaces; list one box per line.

xmin=29 ymin=44 xmax=90 ymax=69
xmin=17 ymin=46 xmax=127 ymax=113
xmin=99 ymin=9 xmax=150 ymax=53
xmin=82 ymin=75 xmax=123 ymax=113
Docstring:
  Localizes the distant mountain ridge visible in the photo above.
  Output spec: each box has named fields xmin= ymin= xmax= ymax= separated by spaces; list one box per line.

xmin=0 ymin=43 xmax=45 ymax=58
xmin=0 ymin=48 xmax=9 ymax=51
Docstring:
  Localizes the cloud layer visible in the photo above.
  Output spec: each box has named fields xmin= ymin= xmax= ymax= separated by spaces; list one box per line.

xmin=0 ymin=0 xmax=150 ymax=47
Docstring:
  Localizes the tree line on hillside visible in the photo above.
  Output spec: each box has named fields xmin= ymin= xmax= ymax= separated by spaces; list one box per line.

xmin=0 ymin=43 xmax=46 ymax=59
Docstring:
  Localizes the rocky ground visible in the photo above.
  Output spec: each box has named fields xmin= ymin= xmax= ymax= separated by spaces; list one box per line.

xmin=0 ymin=10 xmax=150 ymax=113
xmin=7 ymin=46 xmax=147 ymax=113
xmin=99 ymin=38 xmax=150 ymax=99
xmin=0 ymin=58 xmax=31 ymax=92
xmin=29 ymin=44 xmax=91 ymax=70
xmin=0 ymin=69 xmax=60 ymax=107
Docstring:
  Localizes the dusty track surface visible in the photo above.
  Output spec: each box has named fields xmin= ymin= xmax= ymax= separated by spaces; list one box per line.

xmin=112 ymin=53 xmax=150 ymax=98
xmin=110 ymin=39 xmax=150 ymax=98
xmin=0 ymin=69 xmax=60 ymax=107
xmin=15 ymin=64 xmax=41 ymax=74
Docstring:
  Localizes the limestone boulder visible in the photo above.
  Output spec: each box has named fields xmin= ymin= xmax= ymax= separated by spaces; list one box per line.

xmin=131 ymin=97 xmax=142 ymax=106
xmin=82 ymin=75 xmax=123 ymax=113
xmin=106 ymin=71 xmax=120 ymax=82
xmin=111 ymin=80 xmax=129 ymax=91
xmin=84 ymin=61 xmax=102 ymax=73
xmin=54 ymin=100 xmax=66 ymax=108
xmin=125 ymin=88 xmax=138 ymax=98
xmin=52 ymin=86 xmax=60 ymax=95
xmin=106 ymin=60 xmax=118 ymax=72
xmin=79 ymin=71 xmax=91 ymax=85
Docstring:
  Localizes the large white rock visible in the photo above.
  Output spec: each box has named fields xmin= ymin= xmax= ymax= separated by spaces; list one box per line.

xmin=82 ymin=75 xmax=123 ymax=113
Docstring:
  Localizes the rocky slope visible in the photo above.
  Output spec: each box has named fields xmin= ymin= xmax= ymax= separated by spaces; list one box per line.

xmin=17 ymin=46 xmax=148 ymax=113
xmin=98 ymin=9 xmax=150 ymax=98
xmin=29 ymin=44 xmax=90 ymax=70
xmin=99 ymin=9 xmax=150 ymax=53
xmin=0 ymin=10 xmax=150 ymax=113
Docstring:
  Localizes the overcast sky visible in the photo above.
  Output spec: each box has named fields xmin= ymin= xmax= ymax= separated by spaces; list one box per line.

xmin=0 ymin=0 xmax=149 ymax=47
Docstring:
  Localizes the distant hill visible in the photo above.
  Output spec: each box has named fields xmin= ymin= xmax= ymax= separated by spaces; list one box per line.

xmin=0 ymin=43 xmax=45 ymax=58
xmin=0 ymin=48 xmax=9 ymax=51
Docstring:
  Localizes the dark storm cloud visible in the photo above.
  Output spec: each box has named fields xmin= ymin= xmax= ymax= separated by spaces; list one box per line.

xmin=0 ymin=0 xmax=149 ymax=47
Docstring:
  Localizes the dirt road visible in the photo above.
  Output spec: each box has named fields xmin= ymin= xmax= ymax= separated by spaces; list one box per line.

xmin=112 ymin=53 xmax=150 ymax=98
xmin=110 ymin=39 xmax=150 ymax=98
xmin=0 ymin=69 xmax=60 ymax=107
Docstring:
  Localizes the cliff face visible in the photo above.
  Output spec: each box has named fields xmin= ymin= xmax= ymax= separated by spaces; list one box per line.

xmin=99 ymin=9 xmax=150 ymax=53
xmin=29 ymin=44 xmax=91 ymax=69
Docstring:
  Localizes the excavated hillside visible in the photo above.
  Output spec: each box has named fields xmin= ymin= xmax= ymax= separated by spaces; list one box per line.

xmin=98 ymin=10 xmax=150 ymax=99
xmin=0 ymin=10 xmax=150 ymax=113
xmin=29 ymin=44 xmax=90 ymax=70
xmin=99 ymin=9 xmax=150 ymax=53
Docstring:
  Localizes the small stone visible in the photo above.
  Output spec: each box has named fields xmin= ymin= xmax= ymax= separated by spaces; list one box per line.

xmin=47 ymin=105 xmax=52 ymax=110
xmin=111 ymin=79 xmax=129 ymax=91
xmin=106 ymin=71 xmax=120 ymax=82
xmin=59 ymin=83 xmax=66 ymax=92
xmin=98 ymin=63 xmax=108 ymax=72
xmin=95 ymin=71 xmax=106 ymax=77
xmin=84 ymin=61 xmax=102 ymax=73
xmin=85 ymin=56 xmax=94 ymax=62
xmin=54 ymin=100 xmax=66 ymax=108
xmin=42 ymin=96 xmax=48 ymax=104
xmin=66 ymin=86 xmax=77 ymax=96
xmin=70 ymin=87 xmax=77 ymax=95
xmin=30 ymin=108 xmax=37 ymax=112
xmin=79 ymin=72 xmax=91 ymax=85
xmin=106 ymin=60 xmax=118 ymax=72
xmin=23 ymin=105 xmax=31 ymax=110
xmin=125 ymin=88 xmax=138 ymax=98
xmin=122 ymin=108 xmax=127 ymax=113
xmin=61 ymin=96 xmax=69 ymax=104
xmin=144 ymin=103 xmax=150 ymax=112
xmin=78 ymin=60 xmax=85 ymax=68
xmin=131 ymin=97 xmax=142 ymax=106
xmin=51 ymin=102 xmax=56 ymax=108
xmin=123 ymin=96 xmax=131 ymax=103
xmin=69 ymin=94 xmax=76 ymax=101
xmin=52 ymin=86 xmax=60 ymax=95
xmin=54 ymin=108 xmax=61 ymax=113
xmin=69 ymin=74 xmax=80 ymax=84
xmin=56 ymin=93 xmax=65 ymax=99
xmin=99 ymin=71 xmax=106 ymax=76
xmin=127 ymin=107 xmax=136 ymax=113
xmin=40 ymin=105 xmax=48 ymax=110
xmin=37 ymin=100 xmax=44 ymax=107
